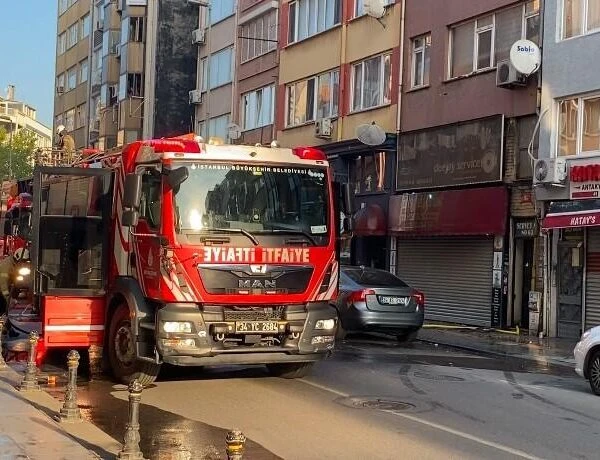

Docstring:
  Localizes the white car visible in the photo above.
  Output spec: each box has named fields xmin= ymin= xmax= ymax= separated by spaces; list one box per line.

xmin=574 ymin=326 xmax=600 ymax=395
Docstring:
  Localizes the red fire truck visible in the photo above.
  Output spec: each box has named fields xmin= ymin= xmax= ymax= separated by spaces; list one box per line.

xmin=28 ymin=136 xmax=345 ymax=384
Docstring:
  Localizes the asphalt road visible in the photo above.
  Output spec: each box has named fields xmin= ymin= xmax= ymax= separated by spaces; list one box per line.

xmin=45 ymin=335 xmax=600 ymax=460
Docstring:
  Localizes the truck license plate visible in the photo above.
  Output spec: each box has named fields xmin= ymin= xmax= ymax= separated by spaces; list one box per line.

xmin=235 ymin=321 xmax=279 ymax=333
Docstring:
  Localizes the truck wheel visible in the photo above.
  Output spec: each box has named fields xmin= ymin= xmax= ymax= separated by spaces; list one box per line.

xmin=267 ymin=362 xmax=314 ymax=379
xmin=588 ymin=350 xmax=600 ymax=396
xmin=108 ymin=304 xmax=160 ymax=386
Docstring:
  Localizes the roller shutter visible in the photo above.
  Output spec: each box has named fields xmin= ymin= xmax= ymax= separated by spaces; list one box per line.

xmin=396 ymin=238 xmax=493 ymax=327
xmin=585 ymin=229 xmax=600 ymax=330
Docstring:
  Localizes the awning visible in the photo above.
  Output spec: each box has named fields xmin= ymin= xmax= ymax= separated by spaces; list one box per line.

xmin=543 ymin=199 xmax=600 ymax=229
xmin=315 ymin=134 xmax=397 ymax=158
xmin=389 ymin=186 xmax=508 ymax=236
xmin=353 ymin=204 xmax=387 ymax=236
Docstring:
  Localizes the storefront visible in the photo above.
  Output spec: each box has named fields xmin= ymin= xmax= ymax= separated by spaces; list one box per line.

xmin=389 ymin=186 xmax=509 ymax=327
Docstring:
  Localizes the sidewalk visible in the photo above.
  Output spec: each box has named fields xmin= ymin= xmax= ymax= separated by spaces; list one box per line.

xmin=418 ymin=325 xmax=577 ymax=368
xmin=0 ymin=364 xmax=121 ymax=459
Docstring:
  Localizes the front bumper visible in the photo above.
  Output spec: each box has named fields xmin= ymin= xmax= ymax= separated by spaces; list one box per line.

xmin=154 ymin=302 xmax=337 ymax=366
xmin=574 ymin=340 xmax=586 ymax=378
xmin=342 ymin=304 xmax=425 ymax=333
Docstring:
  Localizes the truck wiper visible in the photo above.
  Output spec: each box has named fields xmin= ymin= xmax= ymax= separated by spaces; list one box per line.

xmin=262 ymin=228 xmax=317 ymax=246
xmin=203 ymin=228 xmax=259 ymax=246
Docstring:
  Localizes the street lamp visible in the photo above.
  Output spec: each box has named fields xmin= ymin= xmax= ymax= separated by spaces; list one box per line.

xmin=187 ymin=0 xmax=211 ymax=140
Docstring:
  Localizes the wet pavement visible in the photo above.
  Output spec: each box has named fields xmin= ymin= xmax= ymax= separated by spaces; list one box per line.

xmin=33 ymin=334 xmax=600 ymax=459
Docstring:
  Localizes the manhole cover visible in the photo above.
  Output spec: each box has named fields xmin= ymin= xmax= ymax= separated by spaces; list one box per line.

xmin=412 ymin=371 xmax=465 ymax=382
xmin=337 ymin=396 xmax=416 ymax=412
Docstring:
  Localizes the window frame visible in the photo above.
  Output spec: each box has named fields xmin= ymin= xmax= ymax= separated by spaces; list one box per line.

xmin=411 ymin=33 xmax=431 ymax=89
xmin=284 ymin=69 xmax=340 ymax=128
xmin=210 ymin=0 xmax=235 ymax=25
xmin=206 ymin=47 xmax=233 ymax=90
xmin=67 ymin=66 xmax=78 ymax=91
xmin=57 ymin=33 xmax=67 ymax=55
xmin=240 ymin=10 xmax=278 ymax=63
xmin=81 ymin=14 xmax=91 ymax=39
xmin=241 ymin=85 xmax=275 ymax=131
xmin=288 ymin=0 xmax=341 ymax=44
xmin=79 ymin=58 xmax=89 ymax=84
xmin=67 ymin=23 xmax=79 ymax=49
xmin=351 ymin=52 xmax=392 ymax=113
xmin=556 ymin=93 xmax=600 ymax=157
xmin=561 ymin=0 xmax=600 ymax=39
xmin=448 ymin=1 xmax=540 ymax=79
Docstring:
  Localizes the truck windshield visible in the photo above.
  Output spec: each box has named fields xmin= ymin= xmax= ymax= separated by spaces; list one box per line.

xmin=173 ymin=162 xmax=330 ymax=246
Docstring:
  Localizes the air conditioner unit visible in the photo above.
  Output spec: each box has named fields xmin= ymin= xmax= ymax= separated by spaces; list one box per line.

xmin=192 ymin=28 xmax=205 ymax=45
xmin=533 ymin=158 xmax=567 ymax=185
xmin=189 ymin=89 xmax=203 ymax=104
xmin=96 ymin=19 xmax=104 ymax=31
xmin=56 ymin=86 xmax=65 ymax=94
xmin=315 ymin=118 xmax=332 ymax=139
xmin=496 ymin=59 xmax=526 ymax=88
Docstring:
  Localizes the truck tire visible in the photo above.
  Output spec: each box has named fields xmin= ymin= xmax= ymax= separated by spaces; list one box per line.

xmin=108 ymin=304 xmax=160 ymax=386
xmin=267 ymin=362 xmax=314 ymax=379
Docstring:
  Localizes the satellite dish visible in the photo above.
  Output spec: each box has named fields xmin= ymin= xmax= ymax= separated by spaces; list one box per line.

xmin=364 ymin=0 xmax=386 ymax=19
xmin=509 ymin=40 xmax=541 ymax=75
xmin=228 ymin=123 xmax=241 ymax=141
xmin=356 ymin=122 xmax=386 ymax=146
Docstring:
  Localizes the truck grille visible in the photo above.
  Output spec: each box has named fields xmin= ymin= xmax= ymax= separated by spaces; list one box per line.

xmin=223 ymin=306 xmax=285 ymax=322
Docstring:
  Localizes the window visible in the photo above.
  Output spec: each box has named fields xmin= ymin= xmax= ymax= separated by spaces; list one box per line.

xmin=563 ymin=0 xmax=600 ymax=39
xmin=240 ymin=10 xmax=278 ymax=62
xmin=127 ymin=73 xmax=143 ymax=97
xmin=56 ymin=74 xmax=65 ymax=93
xmin=76 ymin=103 xmax=87 ymax=129
xmin=558 ymin=95 xmax=600 ymax=156
xmin=57 ymin=33 xmax=66 ymax=55
xmin=199 ymin=114 xmax=230 ymax=140
xmin=241 ymin=85 xmax=275 ymax=131
xmin=352 ymin=53 xmax=391 ymax=112
xmin=59 ymin=0 xmax=68 ymax=15
xmin=288 ymin=0 xmax=341 ymax=44
xmin=68 ymin=23 xmax=78 ymax=48
xmin=353 ymin=0 xmax=393 ymax=18
xmin=67 ymin=66 xmax=77 ymax=91
xmin=200 ymin=58 xmax=208 ymax=91
xmin=449 ymin=2 xmax=540 ymax=78
xmin=65 ymin=108 xmax=75 ymax=132
xmin=80 ymin=59 xmax=89 ymax=84
xmin=140 ymin=171 xmax=161 ymax=230
xmin=286 ymin=69 xmax=339 ymax=127
xmin=129 ymin=17 xmax=145 ymax=42
xmin=208 ymin=47 xmax=233 ymax=89
xmin=211 ymin=0 xmax=235 ymax=24
xmin=81 ymin=14 xmax=91 ymax=39
xmin=350 ymin=152 xmax=388 ymax=193
xmin=411 ymin=34 xmax=431 ymax=88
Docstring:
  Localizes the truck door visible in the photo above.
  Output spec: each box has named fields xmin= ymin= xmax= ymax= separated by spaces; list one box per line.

xmin=31 ymin=166 xmax=113 ymax=348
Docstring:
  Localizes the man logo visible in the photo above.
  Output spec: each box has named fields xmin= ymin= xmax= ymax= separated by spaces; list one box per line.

xmin=238 ymin=279 xmax=276 ymax=289
xmin=250 ymin=264 xmax=267 ymax=274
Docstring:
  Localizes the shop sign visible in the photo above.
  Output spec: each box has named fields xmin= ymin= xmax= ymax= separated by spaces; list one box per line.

xmin=514 ymin=218 xmax=538 ymax=238
xmin=396 ymin=115 xmax=504 ymax=191
xmin=570 ymin=162 xmax=600 ymax=200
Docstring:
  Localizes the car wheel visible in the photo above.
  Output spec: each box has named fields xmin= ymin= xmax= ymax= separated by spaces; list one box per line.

xmin=588 ymin=350 xmax=600 ymax=396
xmin=108 ymin=304 xmax=161 ymax=386
xmin=396 ymin=330 xmax=419 ymax=343
xmin=267 ymin=362 xmax=314 ymax=379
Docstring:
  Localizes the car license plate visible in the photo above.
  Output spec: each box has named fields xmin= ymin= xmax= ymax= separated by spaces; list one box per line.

xmin=378 ymin=296 xmax=409 ymax=306
xmin=235 ymin=321 xmax=279 ymax=333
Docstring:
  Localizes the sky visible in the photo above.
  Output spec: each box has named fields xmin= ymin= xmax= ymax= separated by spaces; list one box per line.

xmin=0 ymin=0 xmax=57 ymax=127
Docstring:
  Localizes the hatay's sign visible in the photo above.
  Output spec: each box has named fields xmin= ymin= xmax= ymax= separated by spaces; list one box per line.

xmin=570 ymin=161 xmax=600 ymax=200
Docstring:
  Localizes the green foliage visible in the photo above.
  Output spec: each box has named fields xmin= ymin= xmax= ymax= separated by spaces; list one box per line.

xmin=0 ymin=127 xmax=36 ymax=180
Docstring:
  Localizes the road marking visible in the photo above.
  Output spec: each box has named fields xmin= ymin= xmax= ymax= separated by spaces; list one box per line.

xmin=301 ymin=379 xmax=541 ymax=460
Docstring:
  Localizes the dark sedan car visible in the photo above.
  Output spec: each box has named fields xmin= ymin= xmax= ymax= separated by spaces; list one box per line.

xmin=333 ymin=266 xmax=425 ymax=342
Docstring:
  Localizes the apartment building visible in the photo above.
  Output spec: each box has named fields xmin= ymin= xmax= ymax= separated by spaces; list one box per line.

xmin=54 ymin=0 xmax=92 ymax=149
xmin=534 ymin=0 xmax=600 ymax=337
xmin=392 ymin=0 xmax=541 ymax=329
xmin=0 ymin=86 xmax=52 ymax=150
xmin=276 ymin=0 xmax=401 ymax=266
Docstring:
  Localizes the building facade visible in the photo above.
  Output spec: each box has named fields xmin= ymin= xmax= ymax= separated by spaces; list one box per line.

xmin=391 ymin=0 xmax=541 ymax=328
xmin=276 ymin=0 xmax=402 ymax=267
xmin=0 ymin=87 xmax=52 ymax=150
xmin=54 ymin=0 xmax=92 ymax=149
xmin=535 ymin=0 xmax=600 ymax=337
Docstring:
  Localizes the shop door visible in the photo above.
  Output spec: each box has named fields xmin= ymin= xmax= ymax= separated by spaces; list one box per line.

xmin=557 ymin=240 xmax=584 ymax=338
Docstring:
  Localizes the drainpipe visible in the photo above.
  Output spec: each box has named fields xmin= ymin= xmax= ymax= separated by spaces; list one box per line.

xmin=396 ymin=0 xmax=406 ymax=136
xmin=336 ymin=4 xmax=348 ymax=142
xmin=230 ymin=4 xmax=240 ymax=143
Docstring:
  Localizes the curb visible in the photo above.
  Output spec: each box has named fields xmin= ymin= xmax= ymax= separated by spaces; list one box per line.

xmin=417 ymin=337 xmax=576 ymax=370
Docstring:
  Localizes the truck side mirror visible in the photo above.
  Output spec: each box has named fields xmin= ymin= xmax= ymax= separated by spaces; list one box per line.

xmin=123 ymin=174 xmax=142 ymax=209
xmin=122 ymin=209 xmax=139 ymax=227
xmin=165 ymin=166 xmax=189 ymax=190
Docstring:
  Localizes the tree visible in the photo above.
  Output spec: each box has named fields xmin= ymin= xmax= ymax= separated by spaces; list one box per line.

xmin=0 ymin=127 xmax=36 ymax=180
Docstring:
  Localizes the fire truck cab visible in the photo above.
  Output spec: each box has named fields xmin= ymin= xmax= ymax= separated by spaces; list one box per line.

xmin=30 ymin=137 xmax=345 ymax=384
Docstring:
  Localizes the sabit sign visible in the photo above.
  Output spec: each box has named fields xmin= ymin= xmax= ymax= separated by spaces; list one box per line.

xmin=570 ymin=164 xmax=600 ymax=200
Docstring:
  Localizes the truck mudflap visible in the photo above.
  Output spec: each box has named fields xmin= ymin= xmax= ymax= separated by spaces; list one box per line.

xmin=153 ymin=302 xmax=337 ymax=366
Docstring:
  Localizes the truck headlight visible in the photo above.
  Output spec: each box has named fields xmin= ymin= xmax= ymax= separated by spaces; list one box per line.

xmin=315 ymin=319 xmax=336 ymax=330
xmin=18 ymin=267 xmax=31 ymax=276
xmin=163 ymin=321 xmax=192 ymax=333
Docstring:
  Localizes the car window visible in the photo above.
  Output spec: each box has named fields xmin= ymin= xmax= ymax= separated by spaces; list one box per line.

xmin=343 ymin=267 xmax=408 ymax=287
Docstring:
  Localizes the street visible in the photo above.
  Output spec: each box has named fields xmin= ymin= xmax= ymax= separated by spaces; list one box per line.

xmin=43 ymin=335 xmax=600 ymax=460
